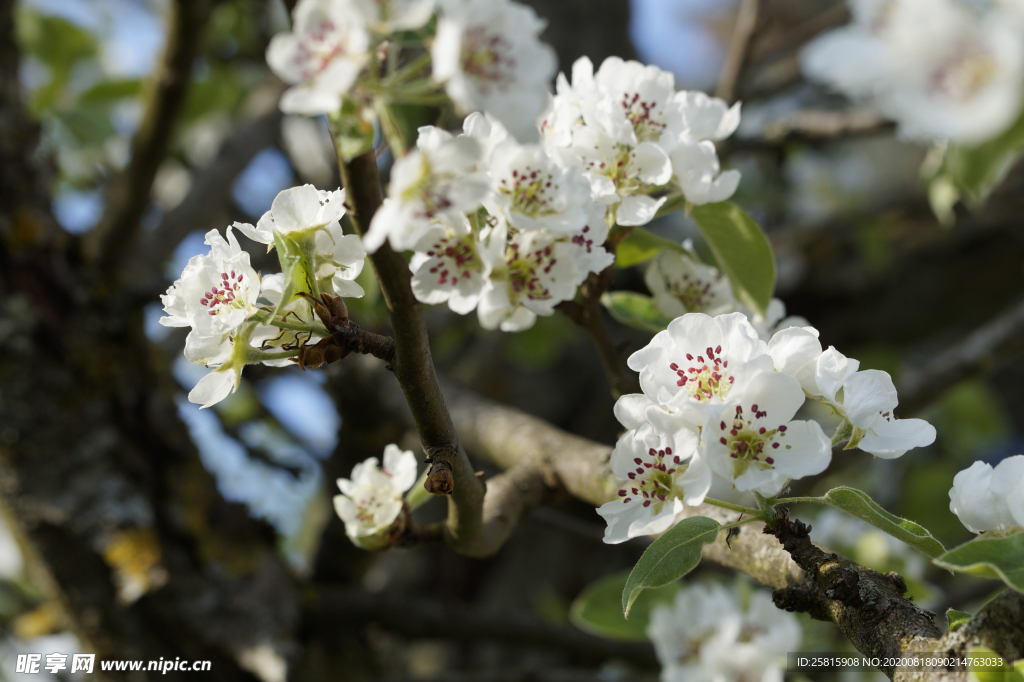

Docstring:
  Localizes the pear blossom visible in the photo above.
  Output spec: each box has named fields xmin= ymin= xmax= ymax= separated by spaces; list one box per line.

xmin=626 ymin=313 xmax=775 ymax=423
xmin=676 ymin=91 xmax=742 ymax=144
xmin=647 ymin=583 xmax=801 ymax=682
xmin=801 ymin=0 xmax=1024 ymax=145
xmin=563 ymin=202 xmax=615 ymax=276
xmin=432 ymin=0 xmax=557 ymax=142
xmin=596 ymin=397 xmax=708 ymax=544
xmin=266 ymin=0 xmax=371 ymax=115
xmin=312 ymin=222 xmax=367 ymax=298
xmin=233 ymin=185 xmax=347 ymax=246
xmin=485 ymin=136 xmax=600 ymax=235
xmin=334 ymin=444 xmax=419 ymax=547
xmin=249 ymin=273 xmax=324 ymax=367
xmin=589 ymin=57 xmax=685 ymax=148
xmin=669 ymin=140 xmax=741 ymax=206
xmin=645 ymin=252 xmax=737 ymax=319
xmin=351 ymin=0 xmax=435 ymax=34
xmin=160 ymin=227 xmax=261 ymax=339
xmin=840 ymin=370 xmax=937 ymax=459
xmin=564 ymin=124 xmax=673 ymax=226
xmin=363 ymin=126 xmax=488 ymax=253
xmin=409 ymin=216 xmax=501 ymax=314
xmin=701 ymin=371 xmax=831 ymax=496
xmin=948 ymin=456 xmax=1024 ymax=534
xmin=476 ymin=223 xmax=586 ymax=331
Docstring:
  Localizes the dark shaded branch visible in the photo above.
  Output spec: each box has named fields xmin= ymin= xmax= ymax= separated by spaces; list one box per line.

xmin=898 ymin=296 xmax=1024 ymax=415
xmin=130 ymin=106 xmax=284 ymax=289
xmin=333 ymin=149 xmax=491 ymax=553
xmin=558 ymin=269 xmax=639 ymax=400
xmin=85 ymin=0 xmax=213 ymax=279
xmin=304 ymin=587 xmax=658 ymax=669
xmin=734 ymin=108 xmax=893 ymax=148
xmin=715 ymin=0 xmax=759 ymax=104
xmin=768 ymin=513 xmax=942 ymax=678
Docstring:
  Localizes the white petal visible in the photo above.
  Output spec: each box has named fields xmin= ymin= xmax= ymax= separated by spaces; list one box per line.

xmin=616 ymin=195 xmax=666 ymax=226
xmin=842 ymin=369 xmax=899 ymax=429
xmin=188 ymin=370 xmax=236 ymax=409
xmin=631 ymin=142 xmax=673 ymax=185
xmin=768 ymin=326 xmax=822 ymax=376
xmin=614 ymin=394 xmax=656 ymax=430
xmin=859 ymin=419 xmax=936 ymax=459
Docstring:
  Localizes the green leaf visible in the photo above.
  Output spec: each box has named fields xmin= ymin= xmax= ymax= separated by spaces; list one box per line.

xmin=621 ymin=516 xmax=721 ymax=618
xmin=947 ymin=110 xmax=1024 ymax=204
xmin=614 ymin=227 xmax=686 ymax=268
xmin=600 ymin=291 xmax=672 ymax=333
xmin=78 ymin=79 xmax=142 ymax=104
xmin=689 ymin=202 xmax=775 ymax=316
xmin=569 ymin=570 xmax=679 ymax=641
xmin=330 ymin=99 xmax=375 ymax=162
xmin=946 ymin=608 xmax=972 ymax=630
xmin=934 ymin=531 xmax=1024 ymax=594
xmin=816 ymin=487 xmax=946 ymax=558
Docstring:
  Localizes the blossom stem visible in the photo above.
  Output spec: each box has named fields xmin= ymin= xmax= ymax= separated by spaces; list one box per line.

xmin=771 ymin=496 xmax=823 ymax=505
xmin=702 ymin=497 xmax=764 ymax=518
xmin=382 ymin=52 xmax=432 ymax=87
xmin=254 ymin=349 xmax=301 ymax=361
xmin=404 ymin=469 xmax=434 ymax=510
xmin=720 ymin=516 xmax=763 ymax=531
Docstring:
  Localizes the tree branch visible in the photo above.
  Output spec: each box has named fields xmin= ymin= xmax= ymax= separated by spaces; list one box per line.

xmin=734 ymin=108 xmax=893 ymax=148
xmin=84 ymin=0 xmax=213 ymax=280
xmin=557 ymin=269 xmax=639 ymax=400
xmin=333 ymin=149 xmax=491 ymax=553
xmin=304 ymin=587 xmax=659 ymax=668
xmin=898 ymin=296 xmax=1024 ymax=415
xmin=129 ymin=106 xmax=284 ymax=291
xmin=715 ymin=0 xmax=759 ymax=104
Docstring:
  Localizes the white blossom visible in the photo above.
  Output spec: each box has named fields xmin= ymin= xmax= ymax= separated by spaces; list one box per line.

xmin=700 ymin=370 xmax=832 ymax=496
xmin=626 ymin=312 xmax=774 ymax=423
xmin=351 ymin=0 xmax=435 ymax=34
xmin=647 ymin=583 xmax=801 ymax=682
xmin=476 ymin=222 xmax=586 ymax=331
xmin=670 ymin=140 xmax=741 ymax=206
xmin=313 ymin=222 xmax=367 ymax=298
xmin=596 ymin=396 xmax=708 ymax=544
xmin=645 ymin=252 xmax=737 ymax=319
xmin=801 ymin=0 xmax=1024 ymax=145
xmin=432 ymin=0 xmax=557 ymax=142
xmin=589 ymin=57 xmax=685 ymax=148
xmin=363 ymin=126 xmax=488 ymax=253
xmin=333 ymin=444 xmax=419 ymax=545
xmin=267 ymin=0 xmax=370 ymax=115
xmin=409 ymin=215 xmax=501 ymax=314
xmin=233 ymin=185 xmax=347 ymax=246
xmin=841 ymin=370 xmax=937 ymax=459
xmin=160 ymin=227 xmax=261 ymax=338
xmin=948 ymin=456 xmax=1024 ymax=534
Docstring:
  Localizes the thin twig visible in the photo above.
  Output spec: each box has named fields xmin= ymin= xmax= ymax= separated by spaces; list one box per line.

xmin=557 ymin=269 xmax=639 ymax=400
xmin=898 ymin=296 xmax=1024 ymax=415
xmin=715 ymin=0 xmax=760 ymax=104
xmin=85 ymin=0 xmax=213 ymax=281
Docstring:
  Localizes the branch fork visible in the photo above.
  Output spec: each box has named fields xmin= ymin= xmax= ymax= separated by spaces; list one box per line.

xmin=297 ymin=291 xmax=397 ymax=369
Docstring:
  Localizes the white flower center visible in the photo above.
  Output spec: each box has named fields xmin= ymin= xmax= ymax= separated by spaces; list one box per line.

xmin=294 ymin=19 xmax=347 ymax=81
xmin=505 ymin=242 xmax=557 ymax=301
xmin=461 ymin=27 xmax=515 ymax=93
xmin=716 ymin=403 xmax=790 ymax=478
xmin=665 ymin=272 xmax=724 ymax=312
xmin=616 ymin=445 xmax=686 ymax=511
xmin=424 ymin=233 xmax=481 ymax=286
xmin=584 ymin=145 xmax=646 ymax=195
xmin=620 ymin=92 xmax=667 ymax=141
xmin=499 ymin=166 xmax=559 ymax=218
xmin=199 ymin=271 xmax=247 ymax=317
xmin=932 ymin=46 xmax=997 ymax=101
xmin=667 ymin=345 xmax=734 ymax=401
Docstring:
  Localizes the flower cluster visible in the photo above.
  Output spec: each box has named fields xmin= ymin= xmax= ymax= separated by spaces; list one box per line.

xmin=542 ymin=56 xmax=742 ymax=224
xmin=948 ymin=455 xmax=1024 ymax=535
xmin=598 ymin=311 xmax=936 ymax=543
xmin=645 ymin=244 xmax=808 ymax=341
xmin=801 ymin=0 xmax=1024 ymax=145
xmin=161 ymin=185 xmax=366 ymax=408
xmin=267 ymin=0 xmax=556 ymax=142
xmin=647 ymin=582 xmax=801 ymax=682
xmin=333 ymin=444 xmax=419 ymax=549
xmin=365 ymin=116 xmax=615 ymax=331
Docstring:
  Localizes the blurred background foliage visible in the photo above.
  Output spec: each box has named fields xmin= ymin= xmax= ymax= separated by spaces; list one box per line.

xmin=1 ymin=0 xmax=1021 ymax=680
